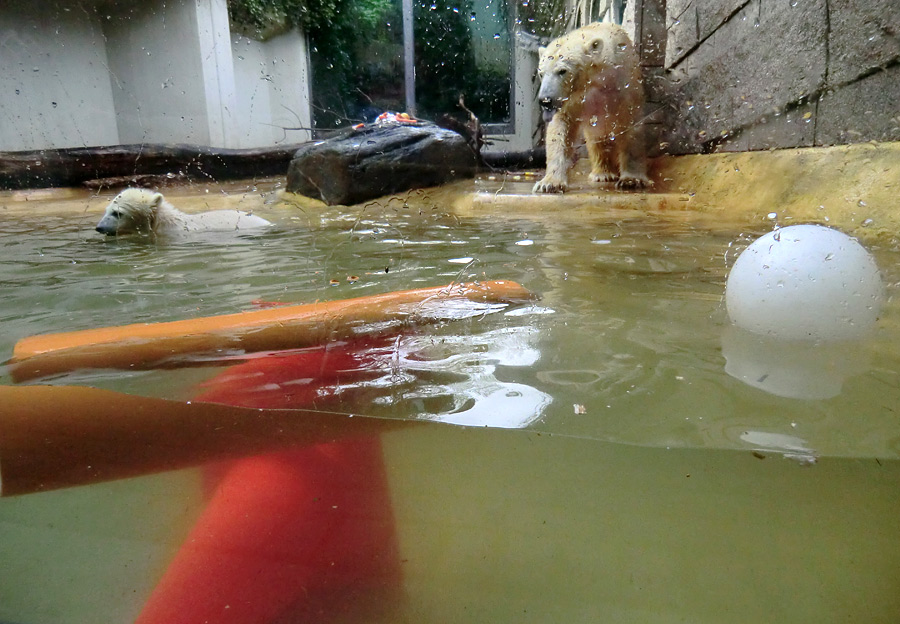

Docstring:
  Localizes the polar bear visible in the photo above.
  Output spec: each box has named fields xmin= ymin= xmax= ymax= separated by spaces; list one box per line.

xmin=533 ymin=22 xmax=650 ymax=193
xmin=95 ymin=188 xmax=272 ymax=235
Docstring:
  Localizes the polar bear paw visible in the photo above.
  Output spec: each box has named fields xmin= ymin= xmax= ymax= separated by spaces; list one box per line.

xmin=615 ymin=173 xmax=652 ymax=190
xmin=533 ymin=176 xmax=568 ymax=194
xmin=589 ymin=171 xmax=619 ymax=185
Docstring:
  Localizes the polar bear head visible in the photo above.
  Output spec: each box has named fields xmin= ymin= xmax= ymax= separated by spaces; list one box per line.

xmin=95 ymin=188 xmax=169 ymax=235
xmin=537 ymin=22 xmax=636 ymax=122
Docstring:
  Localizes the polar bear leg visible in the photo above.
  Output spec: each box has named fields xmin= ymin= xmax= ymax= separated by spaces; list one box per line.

xmin=615 ymin=124 xmax=652 ymax=189
xmin=586 ymin=136 xmax=620 ymax=185
xmin=533 ymin=114 xmax=577 ymax=194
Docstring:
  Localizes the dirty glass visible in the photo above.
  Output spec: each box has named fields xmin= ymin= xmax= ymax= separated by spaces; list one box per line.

xmin=1 ymin=1 xmax=900 ymax=623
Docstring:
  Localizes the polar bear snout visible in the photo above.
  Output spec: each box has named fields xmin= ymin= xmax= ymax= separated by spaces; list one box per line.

xmin=95 ymin=213 xmax=120 ymax=235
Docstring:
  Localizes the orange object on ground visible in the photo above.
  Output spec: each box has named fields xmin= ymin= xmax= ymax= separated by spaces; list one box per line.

xmin=9 ymin=280 xmax=536 ymax=381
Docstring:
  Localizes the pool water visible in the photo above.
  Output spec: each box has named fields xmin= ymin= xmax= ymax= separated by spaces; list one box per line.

xmin=0 ymin=179 xmax=898 ymax=622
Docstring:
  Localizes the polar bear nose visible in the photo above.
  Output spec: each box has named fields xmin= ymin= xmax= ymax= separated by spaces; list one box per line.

xmin=95 ymin=216 xmax=118 ymax=235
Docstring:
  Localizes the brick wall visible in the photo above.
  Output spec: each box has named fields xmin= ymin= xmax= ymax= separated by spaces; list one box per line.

xmin=633 ymin=0 xmax=900 ymax=154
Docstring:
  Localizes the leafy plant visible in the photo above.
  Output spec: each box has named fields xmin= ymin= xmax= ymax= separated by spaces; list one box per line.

xmin=229 ymin=0 xmax=514 ymax=128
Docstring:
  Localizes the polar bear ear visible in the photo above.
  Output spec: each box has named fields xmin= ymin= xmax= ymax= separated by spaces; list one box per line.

xmin=150 ymin=193 xmax=164 ymax=208
xmin=584 ymin=36 xmax=603 ymax=56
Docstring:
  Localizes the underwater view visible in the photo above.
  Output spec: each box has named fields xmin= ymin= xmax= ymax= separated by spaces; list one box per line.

xmin=0 ymin=179 xmax=898 ymax=622
xmin=3 ymin=0 xmax=900 ymax=620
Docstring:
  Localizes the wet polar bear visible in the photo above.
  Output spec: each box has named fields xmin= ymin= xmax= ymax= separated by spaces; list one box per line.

xmin=533 ymin=22 xmax=650 ymax=193
xmin=95 ymin=188 xmax=272 ymax=235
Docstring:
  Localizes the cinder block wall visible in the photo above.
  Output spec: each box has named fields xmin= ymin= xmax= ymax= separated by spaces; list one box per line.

xmin=632 ymin=0 xmax=900 ymax=155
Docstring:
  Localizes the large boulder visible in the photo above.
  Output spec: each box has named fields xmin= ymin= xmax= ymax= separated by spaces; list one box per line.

xmin=286 ymin=122 xmax=478 ymax=205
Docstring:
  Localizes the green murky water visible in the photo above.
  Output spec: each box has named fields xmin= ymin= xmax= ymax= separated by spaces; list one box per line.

xmin=0 ymin=180 xmax=898 ymax=623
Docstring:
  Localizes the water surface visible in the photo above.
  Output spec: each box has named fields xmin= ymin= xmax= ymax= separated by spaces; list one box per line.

xmin=0 ymin=179 xmax=898 ymax=623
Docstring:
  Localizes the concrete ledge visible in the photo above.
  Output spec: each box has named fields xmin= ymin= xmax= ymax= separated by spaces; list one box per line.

xmin=442 ymin=142 xmax=900 ymax=245
xmin=462 ymin=172 xmax=689 ymax=217
xmin=10 ymin=142 xmax=896 ymax=248
xmin=653 ymin=141 xmax=900 ymax=241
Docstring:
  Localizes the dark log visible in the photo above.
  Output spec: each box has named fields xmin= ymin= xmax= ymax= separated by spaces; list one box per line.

xmin=286 ymin=122 xmax=478 ymax=205
xmin=0 ymin=137 xmax=545 ymax=194
xmin=0 ymin=143 xmax=305 ymax=191
xmin=481 ymin=147 xmax=546 ymax=170
xmin=81 ymin=172 xmax=191 ymax=190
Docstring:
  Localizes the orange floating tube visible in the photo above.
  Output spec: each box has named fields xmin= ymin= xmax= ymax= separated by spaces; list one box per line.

xmin=0 ymin=384 xmax=415 ymax=497
xmin=8 ymin=280 xmax=537 ymax=382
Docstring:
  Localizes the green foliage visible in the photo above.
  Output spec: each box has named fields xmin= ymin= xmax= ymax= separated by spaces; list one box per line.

xmin=307 ymin=0 xmax=404 ymax=128
xmin=228 ymin=0 xmax=394 ymax=38
xmin=230 ymin=0 xmax=513 ymax=128
xmin=414 ymin=1 xmax=478 ymax=118
xmin=515 ymin=0 xmax=570 ymax=38
xmin=414 ymin=1 xmax=510 ymax=123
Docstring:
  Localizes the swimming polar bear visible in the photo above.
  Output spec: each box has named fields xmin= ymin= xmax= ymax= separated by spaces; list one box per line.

xmin=95 ymin=188 xmax=272 ymax=235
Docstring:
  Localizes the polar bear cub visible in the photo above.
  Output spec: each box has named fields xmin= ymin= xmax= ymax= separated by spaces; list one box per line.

xmin=95 ymin=188 xmax=272 ymax=235
xmin=533 ymin=22 xmax=650 ymax=193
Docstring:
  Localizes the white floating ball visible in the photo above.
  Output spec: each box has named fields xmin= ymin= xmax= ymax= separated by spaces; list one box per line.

xmin=725 ymin=224 xmax=883 ymax=341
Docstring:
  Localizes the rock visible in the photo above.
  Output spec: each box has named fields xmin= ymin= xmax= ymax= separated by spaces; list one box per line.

xmin=286 ymin=122 xmax=478 ymax=205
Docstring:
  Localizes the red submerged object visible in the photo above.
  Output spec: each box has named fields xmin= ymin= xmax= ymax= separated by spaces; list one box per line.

xmin=137 ymin=339 xmax=404 ymax=624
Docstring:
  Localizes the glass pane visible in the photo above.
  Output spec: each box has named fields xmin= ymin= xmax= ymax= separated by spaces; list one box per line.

xmin=308 ymin=0 xmax=513 ymax=129
xmin=414 ymin=0 xmax=512 ymax=124
xmin=309 ymin=0 xmax=406 ymax=130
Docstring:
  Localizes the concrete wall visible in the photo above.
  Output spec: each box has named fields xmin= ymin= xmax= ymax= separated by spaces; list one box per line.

xmin=232 ymin=29 xmax=313 ymax=148
xmin=0 ymin=2 xmax=119 ymax=151
xmin=103 ymin=0 xmax=238 ymax=146
xmin=623 ymin=0 xmax=668 ymax=155
xmin=0 ymin=0 xmax=311 ymax=152
xmin=653 ymin=0 xmax=900 ymax=154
